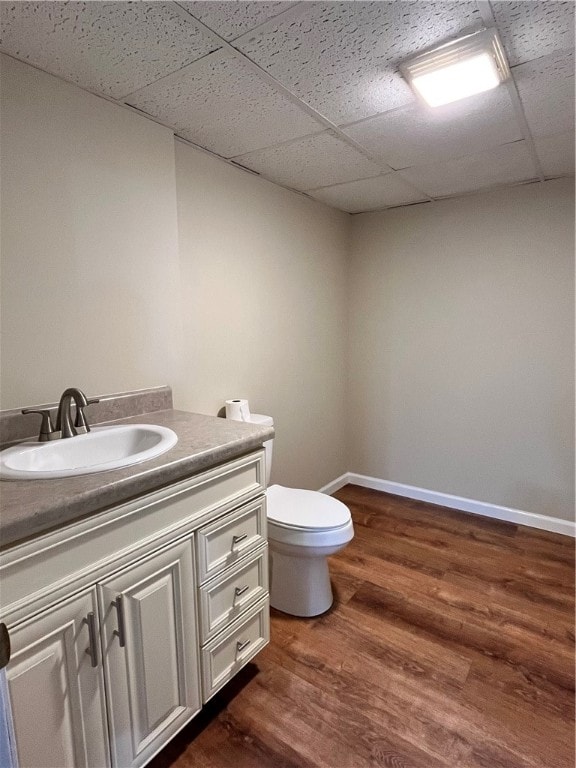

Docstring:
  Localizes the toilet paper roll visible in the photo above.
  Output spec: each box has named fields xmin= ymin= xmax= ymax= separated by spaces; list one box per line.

xmin=225 ymin=399 xmax=251 ymax=421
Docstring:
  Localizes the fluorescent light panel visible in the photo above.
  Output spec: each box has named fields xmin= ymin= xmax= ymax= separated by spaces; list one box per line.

xmin=401 ymin=29 xmax=510 ymax=108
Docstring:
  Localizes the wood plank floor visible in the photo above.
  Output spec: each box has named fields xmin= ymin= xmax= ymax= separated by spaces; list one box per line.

xmin=150 ymin=485 xmax=575 ymax=768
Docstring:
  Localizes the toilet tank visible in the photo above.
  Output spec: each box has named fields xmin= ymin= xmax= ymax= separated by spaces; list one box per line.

xmin=246 ymin=414 xmax=274 ymax=486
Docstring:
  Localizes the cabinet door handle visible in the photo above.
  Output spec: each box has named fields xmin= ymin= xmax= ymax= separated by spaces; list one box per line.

xmin=0 ymin=623 xmax=11 ymax=670
xmin=113 ymin=596 xmax=127 ymax=648
xmin=85 ymin=611 xmax=99 ymax=668
xmin=232 ymin=533 xmax=247 ymax=546
xmin=236 ymin=638 xmax=251 ymax=655
xmin=234 ymin=584 xmax=249 ymax=598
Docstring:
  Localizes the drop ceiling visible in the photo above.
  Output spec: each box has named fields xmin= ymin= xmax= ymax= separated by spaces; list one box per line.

xmin=1 ymin=1 xmax=574 ymax=213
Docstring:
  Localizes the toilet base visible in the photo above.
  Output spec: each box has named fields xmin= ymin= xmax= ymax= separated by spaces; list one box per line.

xmin=269 ymin=547 xmax=333 ymax=617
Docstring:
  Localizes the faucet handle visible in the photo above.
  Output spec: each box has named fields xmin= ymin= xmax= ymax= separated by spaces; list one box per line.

xmin=74 ymin=397 xmax=100 ymax=434
xmin=22 ymin=408 xmax=57 ymax=442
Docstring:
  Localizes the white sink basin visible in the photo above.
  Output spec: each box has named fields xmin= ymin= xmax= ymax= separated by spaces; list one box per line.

xmin=0 ymin=424 xmax=178 ymax=480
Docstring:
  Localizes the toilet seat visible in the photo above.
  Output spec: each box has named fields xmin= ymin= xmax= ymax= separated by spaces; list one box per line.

xmin=266 ymin=484 xmax=351 ymax=530
xmin=266 ymin=485 xmax=354 ymax=549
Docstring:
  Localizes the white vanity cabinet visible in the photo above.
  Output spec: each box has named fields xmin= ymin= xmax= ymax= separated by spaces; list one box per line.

xmin=98 ymin=539 xmax=200 ymax=768
xmin=0 ymin=449 xmax=269 ymax=768
xmin=5 ymin=588 xmax=109 ymax=768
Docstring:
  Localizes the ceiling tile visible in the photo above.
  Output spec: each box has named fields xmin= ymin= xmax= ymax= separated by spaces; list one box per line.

xmin=233 ymin=132 xmax=384 ymax=192
xmin=126 ymin=50 xmax=321 ymax=158
xmin=534 ymin=132 xmax=575 ymax=178
xmin=398 ymin=141 xmax=537 ymax=197
xmin=233 ymin=1 xmax=482 ymax=125
xmin=492 ymin=1 xmax=575 ymax=66
xmin=0 ymin=1 xmax=218 ymax=99
xmin=307 ymin=173 xmax=429 ymax=213
xmin=178 ymin=1 xmax=296 ymax=41
xmin=343 ymin=87 xmax=522 ymax=169
xmin=1 ymin=0 xmax=572 ymax=206
xmin=514 ymin=50 xmax=575 ymax=138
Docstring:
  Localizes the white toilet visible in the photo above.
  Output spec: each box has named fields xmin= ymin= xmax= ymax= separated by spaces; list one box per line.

xmin=248 ymin=413 xmax=354 ymax=617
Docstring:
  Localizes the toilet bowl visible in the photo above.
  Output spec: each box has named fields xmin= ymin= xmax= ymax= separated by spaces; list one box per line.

xmin=227 ymin=411 xmax=354 ymax=616
xmin=266 ymin=484 xmax=354 ymax=616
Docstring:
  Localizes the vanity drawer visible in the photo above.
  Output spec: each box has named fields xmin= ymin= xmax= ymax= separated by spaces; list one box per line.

xmin=201 ymin=598 xmax=269 ymax=702
xmin=198 ymin=545 xmax=268 ymax=644
xmin=196 ymin=497 xmax=266 ymax=585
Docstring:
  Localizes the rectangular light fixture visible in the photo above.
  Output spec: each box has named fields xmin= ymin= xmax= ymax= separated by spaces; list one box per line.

xmin=400 ymin=28 xmax=510 ymax=108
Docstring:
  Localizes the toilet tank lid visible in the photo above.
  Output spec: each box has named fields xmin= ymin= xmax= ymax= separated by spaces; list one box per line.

xmin=267 ymin=485 xmax=351 ymax=529
xmin=246 ymin=413 xmax=274 ymax=427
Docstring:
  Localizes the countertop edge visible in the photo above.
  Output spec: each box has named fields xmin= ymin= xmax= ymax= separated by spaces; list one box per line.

xmin=1 ymin=409 xmax=273 ymax=550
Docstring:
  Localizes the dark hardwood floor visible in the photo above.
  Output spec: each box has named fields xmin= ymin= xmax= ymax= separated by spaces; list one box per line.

xmin=150 ymin=485 xmax=575 ymax=768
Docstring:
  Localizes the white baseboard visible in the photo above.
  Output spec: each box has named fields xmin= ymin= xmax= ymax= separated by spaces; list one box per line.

xmin=318 ymin=474 xmax=351 ymax=496
xmin=319 ymin=472 xmax=575 ymax=538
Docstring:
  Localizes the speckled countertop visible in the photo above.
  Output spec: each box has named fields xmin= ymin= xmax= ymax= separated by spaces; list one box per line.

xmin=0 ymin=408 xmax=273 ymax=550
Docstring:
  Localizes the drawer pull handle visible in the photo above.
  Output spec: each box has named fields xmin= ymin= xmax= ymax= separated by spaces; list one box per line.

xmin=85 ymin=611 xmax=99 ymax=668
xmin=234 ymin=584 xmax=250 ymax=598
xmin=113 ymin=596 xmax=127 ymax=648
xmin=232 ymin=533 xmax=248 ymax=546
xmin=236 ymin=638 xmax=251 ymax=654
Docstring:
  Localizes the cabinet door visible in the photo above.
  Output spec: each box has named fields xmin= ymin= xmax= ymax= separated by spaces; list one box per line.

xmin=99 ymin=538 xmax=201 ymax=768
xmin=5 ymin=588 xmax=109 ymax=768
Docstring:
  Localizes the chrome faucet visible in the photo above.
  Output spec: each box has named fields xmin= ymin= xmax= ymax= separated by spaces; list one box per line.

xmin=55 ymin=388 xmax=99 ymax=438
xmin=22 ymin=388 xmax=99 ymax=442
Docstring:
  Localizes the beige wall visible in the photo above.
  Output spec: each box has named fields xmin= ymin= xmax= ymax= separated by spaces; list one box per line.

xmin=0 ymin=56 xmax=349 ymax=490
xmin=174 ymin=141 xmax=350 ymax=488
xmin=0 ymin=55 xmax=183 ymax=405
xmin=348 ymin=179 xmax=575 ymax=520
xmin=1 ymin=55 xmax=573 ymax=516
